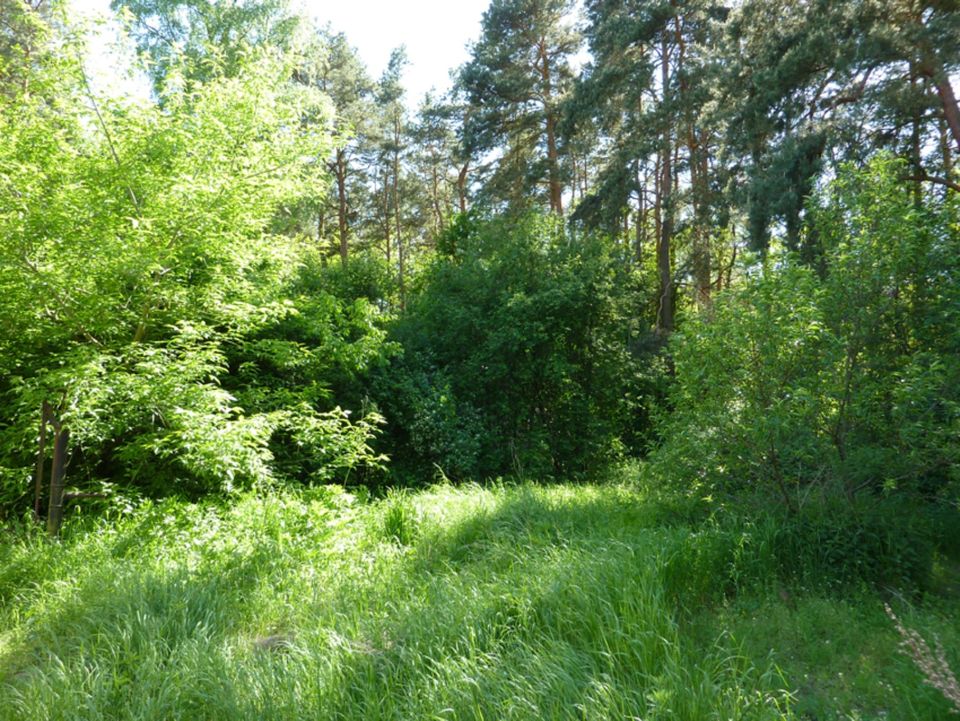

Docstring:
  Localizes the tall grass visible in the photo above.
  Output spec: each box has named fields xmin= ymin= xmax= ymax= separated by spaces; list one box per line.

xmin=0 ymin=482 xmax=956 ymax=720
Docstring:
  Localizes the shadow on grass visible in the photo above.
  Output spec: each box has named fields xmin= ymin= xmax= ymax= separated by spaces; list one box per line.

xmin=0 ymin=499 xmax=318 ymax=702
xmin=251 ymin=486 xmax=787 ymax=721
xmin=0 ymin=486 xmax=786 ymax=721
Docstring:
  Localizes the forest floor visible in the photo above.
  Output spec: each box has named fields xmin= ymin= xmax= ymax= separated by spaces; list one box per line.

xmin=0 ymin=481 xmax=957 ymax=720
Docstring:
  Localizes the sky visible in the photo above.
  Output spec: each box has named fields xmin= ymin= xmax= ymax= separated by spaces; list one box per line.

xmin=71 ymin=0 xmax=492 ymax=104
xmin=298 ymin=0 xmax=490 ymax=101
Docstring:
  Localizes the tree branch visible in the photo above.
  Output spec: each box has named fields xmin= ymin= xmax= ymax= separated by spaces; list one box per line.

xmin=902 ymin=171 xmax=960 ymax=193
xmin=77 ymin=58 xmax=143 ymax=216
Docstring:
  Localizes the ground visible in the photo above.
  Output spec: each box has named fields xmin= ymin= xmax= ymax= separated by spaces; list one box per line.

xmin=0 ymin=482 xmax=957 ymax=720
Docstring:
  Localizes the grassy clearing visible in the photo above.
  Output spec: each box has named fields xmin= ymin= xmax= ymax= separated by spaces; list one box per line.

xmin=0 ymin=482 xmax=956 ymax=720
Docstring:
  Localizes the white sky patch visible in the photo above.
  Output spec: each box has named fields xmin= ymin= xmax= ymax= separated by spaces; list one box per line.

xmin=297 ymin=0 xmax=490 ymax=103
xmin=69 ymin=0 xmax=492 ymax=106
xmin=69 ymin=0 xmax=152 ymax=101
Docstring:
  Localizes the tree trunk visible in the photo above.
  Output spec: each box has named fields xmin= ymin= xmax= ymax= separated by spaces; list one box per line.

xmin=943 ymin=118 xmax=954 ymax=178
xmin=457 ymin=162 xmax=469 ymax=214
xmin=674 ymin=7 xmax=710 ymax=308
xmin=690 ymin=134 xmax=712 ymax=309
xmin=33 ymin=401 xmax=51 ymax=522
xmin=635 ymin=207 xmax=643 ymax=263
xmin=393 ymin=115 xmax=405 ymax=307
xmin=46 ymin=420 xmax=69 ymax=537
xmin=911 ymin=69 xmax=923 ymax=208
xmin=539 ymin=39 xmax=563 ymax=215
xmin=932 ymin=72 xmax=960 ymax=154
xmin=430 ymin=162 xmax=444 ymax=235
xmin=545 ymin=113 xmax=562 ymax=214
xmin=380 ymin=170 xmax=392 ymax=264
xmin=914 ymin=30 xmax=960 ymax=154
xmin=653 ymin=155 xmax=662 ymax=266
xmin=336 ymin=150 xmax=349 ymax=264
xmin=657 ymin=36 xmax=675 ymax=335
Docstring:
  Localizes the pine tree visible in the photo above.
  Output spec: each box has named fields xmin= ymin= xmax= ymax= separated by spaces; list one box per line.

xmin=458 ymin=0 xmax=580 ymax=215
xmin=573 ymin=0 xmax=729 ymax=328
xmin=300 ymin=28 xmax=375 ymax=263
xmin=376 ymin=48 xmax=410 ymax=298
xmin=725 ymin=0 xmax=960 ymax=255
xmin=412 ymin=92 xmax=464 ymax=239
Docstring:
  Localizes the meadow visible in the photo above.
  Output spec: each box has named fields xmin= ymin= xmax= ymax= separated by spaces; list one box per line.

xmin=1 ymin=480 xmax=956 ymax=720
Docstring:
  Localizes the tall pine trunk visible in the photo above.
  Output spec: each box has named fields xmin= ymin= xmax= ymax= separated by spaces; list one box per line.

xmin=335 ymin=149 xmax=349 ymax=264
xmin=932 ymin=72 xmax=960 ymax=153
xmin=457 ymin=163 xmax=469 ymax=214
xmin=393 ymin=114 xmax=405 ymax=307
xmin=539 ymin=38 xmax=563 ymax=215
xmin=657 ymin=36 xmax=675 ymax=335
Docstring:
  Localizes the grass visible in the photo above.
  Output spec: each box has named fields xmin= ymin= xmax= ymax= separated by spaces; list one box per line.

xmin=0 ymin=481 xmax=956 ymax=720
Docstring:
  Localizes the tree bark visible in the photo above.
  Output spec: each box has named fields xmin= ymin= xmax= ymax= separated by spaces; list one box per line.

xmin=335 ymin=150 xmax=349 ymax=264
xmin=457 ymin=162 xmax=469 ymax=214
xmin=673 ymin=7 xmax=710 ymax=307
xmin=376 ymin=170 xmax=389 ymax=264
xmin=690 ymin=133 xmax=712 ymax=308
xmin=943 ymin=117 xmax=954 ymax=180
xmin=33 ymin=401 xmax=52 ymax=522
xmin=911 ymin=69 xmax=923 ymax=208
xmin=538 ymin=38 xmax=563 ymax=215
xmin=932 ymin=72 xmax=960 ymax=154
xmin=393 ymin=114 xmax=405 ymax=307
xmin=430 ymin=162 xmax=444 ymax=235
xmin=657 ymin=36 xmax=675 ymax=335
xmin=46 ymin=419 xmax=69 ymax=537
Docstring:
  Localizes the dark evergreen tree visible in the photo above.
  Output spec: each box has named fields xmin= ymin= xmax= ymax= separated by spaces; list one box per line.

xmin=572 ymin=0 xmax=730 ymax=329
xmin=725 ymin=0 xmax=960 ymax=255
xmin=457 ymin=0 xmax=580 ymax=215
xmin=299 ymin=28 xmax=375 ymax=263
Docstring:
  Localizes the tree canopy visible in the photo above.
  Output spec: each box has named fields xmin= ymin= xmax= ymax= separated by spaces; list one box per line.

xmin=0 ymin=0 xmax=957 ymax=525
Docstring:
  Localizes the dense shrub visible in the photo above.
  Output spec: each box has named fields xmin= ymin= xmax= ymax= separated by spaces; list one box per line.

xmin=0 ymin=51 xmax=388 ymax=511
xmin=371 ymin=213 xmax=651 ymax=481
xmin=652 ymin=157 xmax=960 ymax=508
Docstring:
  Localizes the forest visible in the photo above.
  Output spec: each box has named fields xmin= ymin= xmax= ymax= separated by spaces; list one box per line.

xmin=0 ymin=0 xmax=959 ymax=718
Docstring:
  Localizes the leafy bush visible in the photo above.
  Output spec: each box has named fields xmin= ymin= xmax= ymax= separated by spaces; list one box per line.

xmin=372 ymin=213 xmax=649 ymax=481
xmin=652 ymin=156 xmax=960 ymax=508
xmin=0 ymin=40 xmax=387 ymax=510
xmin=654 ymin=262 xmax=829 ymax=506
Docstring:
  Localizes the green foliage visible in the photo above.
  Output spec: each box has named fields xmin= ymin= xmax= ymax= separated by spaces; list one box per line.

xmin=0 ymin=0 xmax=55 ymax=100
xmin=309 ymin=251 xmax=397 ymax=305
xmin=3 ymin=481 xmax=958 ymax=719
xmin=379 ymin=488 xmax=420 ymax=545
xmin=0 ymin=23 xmax=387 ymax=510
xmin=113 ymin=0 xmax=301 ymax=93
xmin=815 ymin=156 xmax=960 ymax=499
xmin=656 ymin=262 xmax=828 ymax=501
xmin=434 ymin=208 xmax=478 ymax=259
xmin=653 ymin=157 xmax=960 ymax=507
xmin=0 ymin=483 xmax=803 ymax=720
xmin=458 ymin=0 xmax=579 ymax=212
xmin=725 ymin=0 xmax=960 ymax=254
xmin=374 ymin=213 xmax=647 ymax=481
xmin=661 ymin=499 xmax=938 ymax=607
